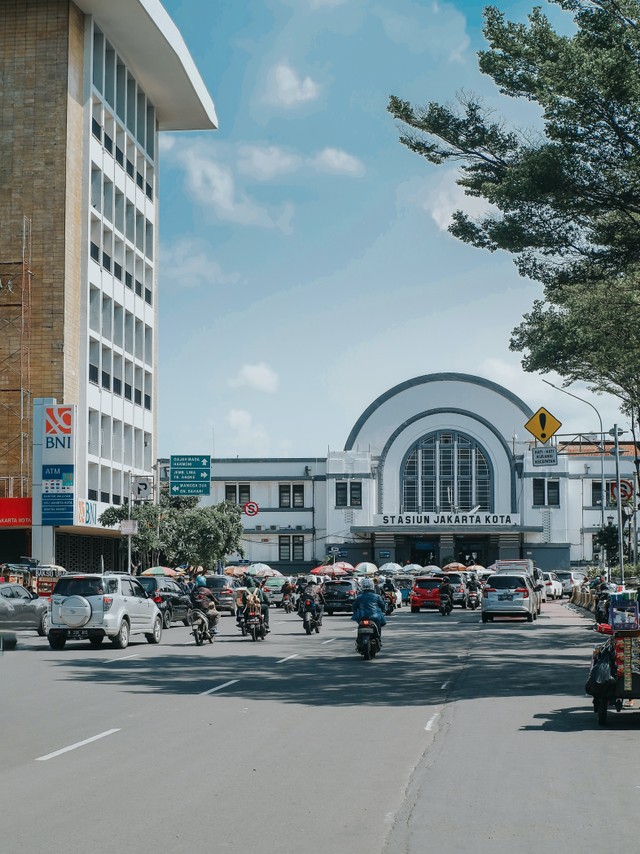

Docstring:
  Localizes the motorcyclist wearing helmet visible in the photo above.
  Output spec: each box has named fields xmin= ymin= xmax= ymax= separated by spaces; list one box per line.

xmin=351 ymin=577 xmax=387 ymax=640
xmin=302 ymin=577 xmax=325 ymax=621
xmin=190 ymin=576 xmax=220 ymax=635
xmin=382 ymin=576 xmax=397 ymax=593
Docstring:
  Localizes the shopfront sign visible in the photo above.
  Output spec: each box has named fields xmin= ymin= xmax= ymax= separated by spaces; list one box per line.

xmin=0 ymin=497 xmax=32 ymax=527
xmin=374 ymin=513 xmax=520 ymax=527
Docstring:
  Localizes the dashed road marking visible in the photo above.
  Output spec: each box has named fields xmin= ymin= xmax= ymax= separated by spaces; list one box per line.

xmin=425 ymin=713 xmax=440 ymax=731
xmin=277 ymin=654 xmax=299 ymax=663
xmin=105 ymin=654 xmax=140 ymax=663
xmin=35 ymin=729 xmax=120 ymax=761
xmin=199 ymin=679 xmax=239 ymax=696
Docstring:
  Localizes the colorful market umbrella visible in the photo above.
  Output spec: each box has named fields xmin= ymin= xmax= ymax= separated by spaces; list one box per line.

xmin=248 ymin=563 xmax=273 ymax=575
xmin=332 ymin=561 xmax=354 ymax=572
xmin=225 ymin=566 xmax=248 ymax=577
xmin=254 ymin=567 xmax=283 ymax=577
xmin=310 ymin=565 xmax=348 ymax=578
xmin=141 ymin=566 xmax=176 ymax=576
xmin=421 ymin=564 xmax=443 ymax=575
xmin=466 ymin=564 xmax=486 ymax=573
xmin=402 ymin=563 xmax=424 ymax=573
xmin=443 ymin=562 xmax=467 ymax=572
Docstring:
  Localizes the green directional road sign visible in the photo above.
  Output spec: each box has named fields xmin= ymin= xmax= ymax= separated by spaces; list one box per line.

xmin=170 ymin=454 xmax=211 ymax=496
xmin=170 ymin=468 xmax=210 ymax=482
xmin=170 ymin=455 xmax=211 ymax=469
xmin=170 ymin=482 xmax=211 ymax=496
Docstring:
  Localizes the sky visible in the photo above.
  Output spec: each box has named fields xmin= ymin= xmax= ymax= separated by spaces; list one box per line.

xmin=157 ymin=0 xmax=626 ymax=460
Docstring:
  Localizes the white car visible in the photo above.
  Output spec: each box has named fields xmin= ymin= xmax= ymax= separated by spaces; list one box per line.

xmin=49 ymin=573 xmax=163 ymax=650
xmin=543 ymin=572 xmax=563 ymax=599
xmin=481 ymin=574 xmax=538 ymax=623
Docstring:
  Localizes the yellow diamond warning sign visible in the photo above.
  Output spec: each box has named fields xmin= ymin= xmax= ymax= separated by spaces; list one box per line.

xmin=524 ymin=407 xmax=562 ymax=444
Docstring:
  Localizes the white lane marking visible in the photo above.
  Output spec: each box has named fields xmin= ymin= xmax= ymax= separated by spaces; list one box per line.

xmin=199 ymin=679 xmax=239 ymax=696
xmin=441 ymin=680 xmax=450 ymax=690
xmin=274 ymin=620 xmax=287 ymax=625
xmin=321 ymin=638 xmax=336 ymax=644
xmin=277 ymin=654 xmax=299 ymax=663
xmin=105 ymin=654 xmax=140 ymax=663
xmin=35 ymin=729 xmax=120 ymax=761
xmin=424 ymin=713 xmax=440 ymax=732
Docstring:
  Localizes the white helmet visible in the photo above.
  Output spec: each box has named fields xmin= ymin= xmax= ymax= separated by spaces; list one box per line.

xmin=361 ymin=578 xmax=374 ymax=591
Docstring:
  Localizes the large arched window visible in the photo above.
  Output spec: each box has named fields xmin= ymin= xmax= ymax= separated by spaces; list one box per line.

xmin=401 ymin=431 xmax=493 ymax=513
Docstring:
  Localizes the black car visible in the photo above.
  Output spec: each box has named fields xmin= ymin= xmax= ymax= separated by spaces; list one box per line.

xmin=137 ymin=576 xmax=191 ymax=628
xmin=323 ymin=579 xmax=359 ymax=615
xmin=203 ymin=575 xmax=240 ymax=615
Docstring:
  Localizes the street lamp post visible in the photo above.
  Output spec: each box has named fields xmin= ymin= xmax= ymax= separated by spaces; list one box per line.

xmin=542 ymin=380 xmax=606 ymax=573
xmin=610 ymin=424 xmax=625 ymax=586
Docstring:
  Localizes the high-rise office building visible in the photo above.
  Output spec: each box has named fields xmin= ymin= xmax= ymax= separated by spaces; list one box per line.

xmin=0 ymin=0 xmax=216 ymax=568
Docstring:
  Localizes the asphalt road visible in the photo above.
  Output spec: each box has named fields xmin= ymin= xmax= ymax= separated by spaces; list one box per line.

xmin=1 ymin=599 xmax=638 ymax=854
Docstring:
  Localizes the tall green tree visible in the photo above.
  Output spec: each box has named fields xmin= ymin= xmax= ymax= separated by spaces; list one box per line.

xmin=387 ymin=0 xmax=640 ymax=412
xmin=99 ymin=498 xmax=244 ymax=570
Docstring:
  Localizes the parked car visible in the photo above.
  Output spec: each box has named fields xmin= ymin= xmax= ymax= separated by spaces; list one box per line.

xmin=442 ymin=572 xmax=467 ymax=608
xmin=48 ymin=573 xmax=162 ymax=650
xmin=481 ymin=574 xmax=538 ymax=623
xmin=203 ymin=575 xmax=241 ymax=615
xmin=555 ymin=570 xmax=587 ymax=596
xmin=543 ymin=571 xmax=563 ymax=600
xmin=323 ymin=579 xmax=359 ymax=614
xmin=410 ymin=577 xmax=442 ymax=611
xmin=137 ymin=576 xmax=192 ymax=627
xmin=0 ymin=582 xmax=49 ymax=636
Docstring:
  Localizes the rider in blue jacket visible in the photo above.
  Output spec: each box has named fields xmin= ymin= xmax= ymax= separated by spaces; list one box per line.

xmin=351 ymin=578 xmax=387 ymax=638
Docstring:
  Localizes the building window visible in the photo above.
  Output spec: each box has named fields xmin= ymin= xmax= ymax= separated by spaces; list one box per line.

xmin=293 ymin=535 xmax=304 ymax=561
xmin=293 ymin=484 xmax=304 ymax=507
xmin=401 ymin=431 xmax=493 ymax=513
xmin=533 ymin=478 xmax=560 ymax=507
xmin=336 ymin=482 xmax=348 ymax=507
xmin=350 ymin=482 xmax=362 ymax=507
xmin=279 ymin=485 xmax=291 ymax=508
xmin=279 ymin=536 xmax=291 ymax=562
xmin=591 ymin=481 xmax=616 ymax=508
xmin=225 ymin=484 xmax=251 ymax=505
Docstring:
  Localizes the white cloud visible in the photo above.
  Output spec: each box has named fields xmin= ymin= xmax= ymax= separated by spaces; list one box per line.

xmin=171 ymin=141 xmax=295 ymax=231
xmin=160 ymin=239 xmax=240 ymax=289
xmin=373 ymin=2 xmax=471 ymax=62
xmin=412 ymin=169 xmax=497 ymax=232
xmin=237 ymin=145 xmax=302 ymax=180
xmin=264 ymin=62 xmax=321 ymax=107
xmin=226 ymin=409 xmax=271 ymax=455
xmin=310 ymin=147 xmax=365 ymax=176
xmin=228 ymin=363 xmax=280 ymax=393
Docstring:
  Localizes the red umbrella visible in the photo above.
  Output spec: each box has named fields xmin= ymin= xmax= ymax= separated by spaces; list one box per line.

xmin=310 ymin=565 xmax=348 ymax=578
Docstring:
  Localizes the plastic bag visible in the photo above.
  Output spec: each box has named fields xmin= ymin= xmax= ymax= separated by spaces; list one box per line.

xmin=585 ymin=652 xmax=616 ymax=697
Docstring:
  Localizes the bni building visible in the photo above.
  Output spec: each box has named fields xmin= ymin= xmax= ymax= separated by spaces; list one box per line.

xmin=208 ymin=373 xmax=636 ymax=573
xmin=0 ymin=1 xmax=216 ymax=568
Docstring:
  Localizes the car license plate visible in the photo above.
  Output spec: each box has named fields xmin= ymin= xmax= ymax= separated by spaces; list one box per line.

xmin=67 ymin=630 xmax=89 ymax=639
xmin=498 ymin=594 xmax=513 ymax=601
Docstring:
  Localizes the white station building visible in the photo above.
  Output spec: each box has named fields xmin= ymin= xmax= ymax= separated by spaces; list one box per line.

xmin=207 ymin=373 xmax=637 ymax=574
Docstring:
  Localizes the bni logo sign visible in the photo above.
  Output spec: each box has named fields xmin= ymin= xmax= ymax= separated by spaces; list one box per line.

xmin=44 ymin=406 xmax=73 ymax=449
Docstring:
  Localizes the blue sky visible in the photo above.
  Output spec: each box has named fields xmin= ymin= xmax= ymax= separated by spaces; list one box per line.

xmin=157 ymin=0 xmax=625 ymax=459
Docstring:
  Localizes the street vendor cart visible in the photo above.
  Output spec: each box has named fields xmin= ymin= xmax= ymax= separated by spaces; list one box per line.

xmin=588 ymin=592 xmax=640 ymax=725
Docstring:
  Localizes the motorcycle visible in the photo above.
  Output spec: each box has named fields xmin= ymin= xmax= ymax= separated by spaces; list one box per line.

xmin=190 ymin=609 xmax=215 ymax=645
xmin=245 ymin=608 xmax=267 ymax=642
xmin=467 ymin=590 xmax=480 ymax=610
xmin=439 ymin=595 xmax=453 ymax=616
xmin=282 ymin=592 xmax=294 ymax=614
xmin=383 ymin=590 xmax=396 ymax=616
xmin=301 ymin=599 xmax=322 ymax=635
xmin=356 ymin=618 xmax=381 ymax=660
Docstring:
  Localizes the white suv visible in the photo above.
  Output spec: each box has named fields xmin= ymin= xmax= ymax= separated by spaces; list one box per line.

xmin=48 ymin=573 xmax=163 ymax=650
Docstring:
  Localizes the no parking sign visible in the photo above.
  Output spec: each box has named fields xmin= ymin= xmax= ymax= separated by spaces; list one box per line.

xmin=611 ymin=480 xmax=634 ymax=502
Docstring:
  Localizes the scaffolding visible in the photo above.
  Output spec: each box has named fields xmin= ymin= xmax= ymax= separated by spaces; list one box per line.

xmin=0 ymin=216 xmax=32 ymax=497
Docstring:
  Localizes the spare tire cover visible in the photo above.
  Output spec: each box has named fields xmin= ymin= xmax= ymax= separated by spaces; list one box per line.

xmin=59 ymin=595 xmax=92 ymax=628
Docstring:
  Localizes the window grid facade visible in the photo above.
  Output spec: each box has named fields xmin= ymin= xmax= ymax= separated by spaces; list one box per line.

xmin=401 ymin=431 xmax=493 ymax=513
xmin=86 ymin=22 xmax=157 ymax=506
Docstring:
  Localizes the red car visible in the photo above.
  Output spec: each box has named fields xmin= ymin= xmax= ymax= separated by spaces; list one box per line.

xmin=410 ymin=577 xmax=442 ymax=612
